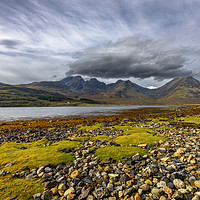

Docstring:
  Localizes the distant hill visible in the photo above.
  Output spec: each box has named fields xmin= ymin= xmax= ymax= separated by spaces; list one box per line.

xmin=82 ymin=80 xmax=154 ymax=104
xmin=2 ymin=76 xmax=200 ymax=106
xmin=153 ymin=76 xmax=200 ymax=104
xmin=0 ymin=82 xmax=77 ymax=107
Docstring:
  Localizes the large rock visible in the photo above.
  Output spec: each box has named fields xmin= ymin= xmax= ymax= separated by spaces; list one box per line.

xmin=70 ymin=170 xmax=80 ymax=178
xmin=173 ymin=179 xmax=185 ymax=189
xmin=64 ymin=187 xmax=75 ymax=197
xmin=93 ymin=187 xmax=106 ymax=199
xmin=78 ymin=187 xmax=92 ymax=200
xmin=132 ymin=153 xmax=142 ymax=161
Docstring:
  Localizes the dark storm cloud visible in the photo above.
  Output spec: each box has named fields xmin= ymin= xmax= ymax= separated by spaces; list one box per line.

xmin=66 ymin=36 xmax=192 ymax=80
xmin=0 ymin=39 xmax=20 ymax=49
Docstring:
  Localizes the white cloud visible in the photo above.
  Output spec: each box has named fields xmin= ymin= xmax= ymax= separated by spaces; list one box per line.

xmin=147 ymin=86 xmax=157 ymax=89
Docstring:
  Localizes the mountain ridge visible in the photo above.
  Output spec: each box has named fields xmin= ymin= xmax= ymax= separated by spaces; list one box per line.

xmin=20 ymin=75 xmax=200 ymax=105
xmin=0 ymin=76 xmax=199 ymax=106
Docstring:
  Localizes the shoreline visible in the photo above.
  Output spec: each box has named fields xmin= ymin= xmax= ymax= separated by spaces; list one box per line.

xmin=0 ymin=105 xmax=199 ymax=134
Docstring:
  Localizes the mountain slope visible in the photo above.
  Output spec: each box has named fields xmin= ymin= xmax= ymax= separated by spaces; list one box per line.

xmin=83 ymin=80 xmax=154 ymax=104
xmin=21 ymin=81 xmax=73 ymax=96
xmin=0 ymin=83 xmax=74 ymax=107
xmin=153 ymin=76 xmax=200 ymax=104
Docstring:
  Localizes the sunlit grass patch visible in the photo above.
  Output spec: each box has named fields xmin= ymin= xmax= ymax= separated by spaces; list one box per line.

xmin=69 ymin=135 xmax=112 ymax=142
xmin=0 ymin=177 xmax=44 ymax=200
xmin=110 ymin=125 xmax=131 ymax=131
xmin=95 ymin=146 xmax=148 ymax=161
xmin=78 ymin=123 xmax=105 ymax=131
xmin=114 ymin=127 xmax=166 ymax=146
xmin=176 ymin=115 xmax=200 ymax=124
xmin=0 ymin=139 xmax=80 ymax=173
xmin=0 ymin=139 xmax=80 ymax=200
xmin=122 ymin=127 xmax=154 ymax=134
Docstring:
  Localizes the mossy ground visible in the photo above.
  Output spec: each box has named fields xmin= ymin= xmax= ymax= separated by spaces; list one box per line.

xmin=176 ymin=115 xmax=200 ymax=124
xmin=69 ymin=135 xmax=112 ymax=142
xmin=114 ymin=127 xmax=167 ymax=146
xmin=78 ymin=123 xmax=105 ymax=131
xmin=95 ymin=146 xmax=148 ymax=161
xmin=0 ymin=177 xmax=44 ymax=200
xmin=0 ymin=139 xmax=80 ymax=200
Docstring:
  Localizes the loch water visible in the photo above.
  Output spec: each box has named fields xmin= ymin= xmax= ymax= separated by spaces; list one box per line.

xmin=0 ymin=106 xmax=151 ymax=121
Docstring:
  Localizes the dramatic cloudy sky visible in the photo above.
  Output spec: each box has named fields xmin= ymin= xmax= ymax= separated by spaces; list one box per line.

xmin=0 ymin=0 xmax=200 ymax=87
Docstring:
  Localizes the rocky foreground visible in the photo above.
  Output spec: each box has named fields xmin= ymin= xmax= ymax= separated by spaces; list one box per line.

xmin=1 ymin=117 xmax=200 ymax=200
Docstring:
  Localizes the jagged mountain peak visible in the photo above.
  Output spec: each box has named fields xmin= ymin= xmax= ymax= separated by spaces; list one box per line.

xmin=60 ymin=75 xmax=84 ymax=84
xmin=20 ymin=75 xmax=200 ymax=105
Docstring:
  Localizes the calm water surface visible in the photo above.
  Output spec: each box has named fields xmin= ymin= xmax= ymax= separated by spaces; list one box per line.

xmin=0 ymin=106 xmax=148 ymax=121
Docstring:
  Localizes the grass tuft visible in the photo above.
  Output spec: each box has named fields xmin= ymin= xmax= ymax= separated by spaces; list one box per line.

xmin=114 ymin=127 xmax=166 ymax=146
xmin=95 ymin=146 xmax=148 ymax=161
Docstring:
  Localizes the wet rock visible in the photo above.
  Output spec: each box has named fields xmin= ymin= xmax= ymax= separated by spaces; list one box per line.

xmin=159 ymin=196 xmax=167 ymax=200
xmin=162 ymin=186 xmax=172 ymax=196
xmin=132 ymin=153 xmax=142 ymax=161
xmin=140 ymin=184 xmax=150 ymax=191
xmin=87 ymin=195 xmax=95 ymax=200
xmin=192 ymin=196 xmax=200 ymax=200
xmin=5 ymin=163 xmax=12 ymax=167
xmin=51 ymin=187 xmax=58 ymax=195
xmin=157 ymin=181 xmax=167 ymax=188
xmin=44 ymin=167 xmax=52 ymax=173
xmin=151 ymin=187 xmax=163 ymax=196
xmin=178 ymin=189 xmax=189 ymax=194
xmin=194 ymin=180 xmax=200 ymax=188
xmin=78 ymin=187 xmax=92 ymax=200
xmin=41 ymin=191 xmax=51 ymax=200
xmin=66 ymin=193 xmax=76 ymax=200
xmin=33 ymin=193 xmax=42 ymax=200
xmin=93 ymin=187 xmax=107 ymax=199
xmin=119 ymin=174 xmax=129 ymax=183
xmin=172 ymin=190 xmax=184 ymax=199
xmin=64 ymin=187 xmax=75 ymax=197
xmin=134 ymin=193 xmax=141 ymax=200
xmin=58 ymin=183 xmax=67 ymax=191
xmin=173 ymin=179 xmax=185 ymax=189
xmin=37 ymin=166 xmax=45 ymax=175
xmin=70 ymin=170 xmax=80 ymax=178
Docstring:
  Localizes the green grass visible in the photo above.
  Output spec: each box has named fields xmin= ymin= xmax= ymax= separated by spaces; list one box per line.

xmin=176 ymin=115 xmax=200 ymax=124
xmin=69 ymin=135 xmax=112 ymax=142
xmin=114 ymin=127 xmax=166 ymax=146
xmin=0 ymin=139 xmax=80 ymax=200
xmin=95 ymin=146 xmax=148 ymax=161
xmin=78 ymin=123 xmax=105 ymax=131
xmin=0 ymin=177 xmax=44 ymax=200
xmin=0 ymin=139 xmax=80 ymax=173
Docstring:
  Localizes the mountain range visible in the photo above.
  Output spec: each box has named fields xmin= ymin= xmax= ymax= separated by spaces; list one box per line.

xmin=0 ymin=76 xmax=200 ymax=106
